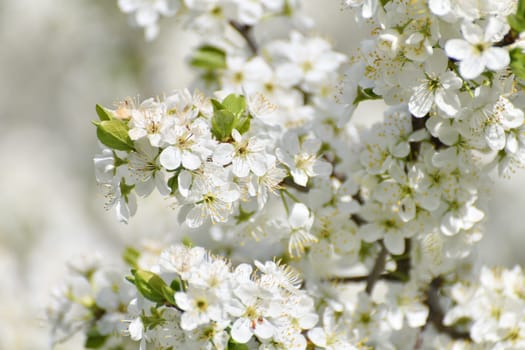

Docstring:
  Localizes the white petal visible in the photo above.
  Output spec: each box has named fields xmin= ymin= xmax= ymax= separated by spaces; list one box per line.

xmin=483 ymin=48 xmax=510 ymax=71
xmin=291 ymin=168 xmax=308 ymax=187
xmin=445 ymin=39 xmax=472 ymax=60
xmin=182 ymin=151 xmax=201 ymax=170
xmin=233 ymin=157 xmax=250 ymax=177
xmin=231 ymin=318 xmax=253 ymax=344
xmin=289 ymin=203 xmax=310 ymax=229
xmin=312 ymin=159 xmax=332 ymax=177
xmin=186 ymin=206 xmax=205 ymax=228
xmin=384 ymin=234 xmax=405 ymax=255
xmin=159 ymin=146 xmax=181 ymax=170
xmin=435 ymin=89 xmax=461 ymax=117
xmin=405 ymin=304 xmax=429 ymax=328
xmin=307 ymin=328 xmax=327 ymax=347
xmin=213 ymin=143 xmax=234 ymax=165
xmin=459 ymin=57 xmax=485 ymax=80
xmin=409 ymin=84 xmax=434 ymax=118
xmin=135 ymin=7 xmax=159 ymax=26
xmin=485 ymin=124 xmax=506 ymax=151
xmin=428 ymin=0 xmax=450 ymax=16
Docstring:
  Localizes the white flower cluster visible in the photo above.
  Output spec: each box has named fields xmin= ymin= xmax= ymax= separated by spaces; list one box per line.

xmin=123 ymin=244 xmax=324 ymax=350
xmin=49 ymin=0 xmax=525 ymax=349
xmin=46 ymin=254 xmax=135 ymax=348
xmin=444 ymin=266 xmax=525 ymax=349
xmin=118 ymin=0 xmax=302 ymax=40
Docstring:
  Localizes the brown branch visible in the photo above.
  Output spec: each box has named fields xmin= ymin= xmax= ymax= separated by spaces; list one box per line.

xmin=365 ymin=242 xmax=388 ymax=295
xmin=229 ymin=20 xmax=258 ymax=54
xmin=425 ymin=277 xmax=471 ymax=340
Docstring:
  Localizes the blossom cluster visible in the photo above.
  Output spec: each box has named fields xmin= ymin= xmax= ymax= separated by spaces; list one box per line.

xmin=444 ymin=266 xmax=525 ymax=349
xmin=126 ymin=244 xmax=325 ymax=349
xmin=118 ymin=0 xmax=302 ymax=40
xmin=48 ymin=0 xmax=525 ymax=349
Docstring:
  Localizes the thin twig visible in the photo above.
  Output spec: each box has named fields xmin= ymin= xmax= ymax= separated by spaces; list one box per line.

xmin=365 ymin=242 xmax=388 ymax=295
xmin=425 ymin=277 xmax=471 ymax=340
xmin=229 ymin=20 xmax=258 ymax=54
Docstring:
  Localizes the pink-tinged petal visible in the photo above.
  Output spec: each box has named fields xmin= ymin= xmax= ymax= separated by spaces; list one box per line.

xmin=459 ymin=57 xmax=485 ymax=80
xmin=483 ymin=48 xmax=510 ymax=71
xmin=159 ymin=146 xmax=181 ymax=170
xmin=445 ymin=39 xmax=472 ymax=60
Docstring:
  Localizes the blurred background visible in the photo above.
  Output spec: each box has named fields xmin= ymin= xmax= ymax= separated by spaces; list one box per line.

xmin=0 ymin=1 xmax=524 ymax=348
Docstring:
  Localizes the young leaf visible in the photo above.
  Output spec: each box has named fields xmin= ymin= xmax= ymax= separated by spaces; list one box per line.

xmin=95 ymin=104 xmax=113 ymax=121
xmin=94 ymin=119 xmax=134 ymax=151
xmin=508 ymin=0 xmax=525 ymax=32
xmin=211 ymin=110 xmax=235 ymax=141
xmin=228 ymin=340 xmax=250 ymax=350
xmin=353 ymin=86 xmax=382 ymax=105
xmin=85 ymin=328 xmax=109 ymax=349
xmin=123 ymin=247 xmax=140 ymax=269
xmin=510 ymin=48 xmax=525 ymax=81
xmin=133 ymin=270 xmax=176 ymax=305
xmin=190 ymin=45 xmax=227 ymax=70
xmin=222 ymin=94 xmax=246 ymax=117
xmin=232 ymin=115 xmax=251 ymax=135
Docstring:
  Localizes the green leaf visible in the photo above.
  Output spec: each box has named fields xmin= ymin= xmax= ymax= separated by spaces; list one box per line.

xmin=211 ymin=99 xmax=225 ymax=112
xmin=235 ymin=206 xmax=255 ymax=224
xmin=222 ymin=94 xmax=246 ymax=117
xmin=211 ymin=110 xmax=235 ymax=141
xmin=95 ymin=119 xmax=134 ymax=151
xmin=133 ymin=270 xmax=175 ymax=305
xmin=228 ymin=340 xmax=250 ymax=350
xmin=95 ymin=104 xmax=113 ymax=121
xmin=353 ymin=86 xmax=382 ymax=105
xmin=123 ymin=247 xmax=140 ymax=269
xmin=170 ymin=278 xmax=182 ymax=292
xmin=190 ymin=45 xmax=227 ymax=70
xmin=232 ymin=115 xmax=251 ymax=135
xmin=508 ymin=0 xmax=525 ymax=32
xmin=85 ymin=328 xmax=109 ymax=349
xmin=510 ymin=48 xmax=525 ymax=80
xmin=167 ymin=173 xmax=179 ymax=194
